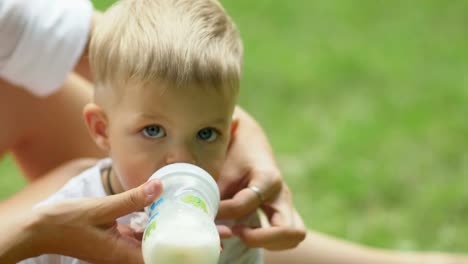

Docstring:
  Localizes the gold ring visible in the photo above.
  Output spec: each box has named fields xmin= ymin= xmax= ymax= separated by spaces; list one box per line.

xmin=248 ymin=186 xmax=265 ymax=203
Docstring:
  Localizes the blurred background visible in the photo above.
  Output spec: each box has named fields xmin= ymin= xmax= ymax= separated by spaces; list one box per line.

xmin=1 ymin=0 xmax=467 ymax=253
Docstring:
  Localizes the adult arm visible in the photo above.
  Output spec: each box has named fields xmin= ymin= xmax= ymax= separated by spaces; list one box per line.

xmin=217 ymin=106 xmax=306 ymax=250
xmin=0 ymin=179 xmax=162 ymax=264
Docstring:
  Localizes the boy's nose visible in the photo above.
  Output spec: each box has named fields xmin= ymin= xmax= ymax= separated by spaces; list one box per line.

xmin=165 ymin=146 xmax=196 ymax=165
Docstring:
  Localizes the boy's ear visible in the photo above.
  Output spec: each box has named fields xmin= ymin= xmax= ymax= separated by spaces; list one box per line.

xmin=230 ymin=117 xmax=239 ymax=138
xmin=83 ymin=103 xmax=110 ymax=151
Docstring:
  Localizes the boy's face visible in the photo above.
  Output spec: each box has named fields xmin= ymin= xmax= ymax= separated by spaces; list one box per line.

xmin=85 ymin=82 xmax=236 ymax=191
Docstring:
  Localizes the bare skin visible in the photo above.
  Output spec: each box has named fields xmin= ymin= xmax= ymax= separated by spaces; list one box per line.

xmin=0 ymin=75 xmax=104 ymax=181
xmin=1 ymin=9 xmax=467 ymax=264
xmin=0 ymin=72 xmax=307 ymax=261
xmin=0 ymin=179 xmax=163 ymax=264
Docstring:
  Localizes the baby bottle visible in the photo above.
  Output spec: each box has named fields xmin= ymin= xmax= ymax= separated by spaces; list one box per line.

xmin=142 ymin=163 xmax=221 ymax=264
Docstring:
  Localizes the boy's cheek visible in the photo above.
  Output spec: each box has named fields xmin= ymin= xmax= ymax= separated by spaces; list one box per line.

xmin=114 ymin=155 xmax=158 ymax=190
xmin=206 ymin=158 xmax=226 ymax=181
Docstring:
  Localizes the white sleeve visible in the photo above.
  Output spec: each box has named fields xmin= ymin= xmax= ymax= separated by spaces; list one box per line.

xmin=218 ymin=212 xmax=264 ymax=264
xmin=0 ymin=0 xmax=93 ymax=97
xmin=18 ymin=254 xmax=88 ymax=264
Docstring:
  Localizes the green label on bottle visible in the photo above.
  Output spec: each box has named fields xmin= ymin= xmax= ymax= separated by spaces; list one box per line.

xmin=181 ymin=194 xmax=208 ymax=213
xmin=143 ymin=218 xmax=157 ymax=241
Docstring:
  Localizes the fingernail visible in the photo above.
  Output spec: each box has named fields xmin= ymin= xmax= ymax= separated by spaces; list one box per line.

xmin=144 ymin=179 xmax=159 ymax=196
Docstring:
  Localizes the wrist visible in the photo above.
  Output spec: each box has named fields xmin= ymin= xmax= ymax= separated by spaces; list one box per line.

xmin=0 ymin=213 xmax=40 ymax=263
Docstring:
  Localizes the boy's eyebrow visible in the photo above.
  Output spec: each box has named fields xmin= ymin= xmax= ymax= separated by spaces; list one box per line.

xmin=207 ymin=117 xmax=230 ymax=126
xmin=136 ymin=112 xmax=170 ymax=123
xmin=136 ymin=113 xmax=229 ymax=126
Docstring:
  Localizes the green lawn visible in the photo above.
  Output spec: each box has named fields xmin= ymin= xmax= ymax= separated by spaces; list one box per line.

xmin=2 ymin=0 xmax=467 ymax=253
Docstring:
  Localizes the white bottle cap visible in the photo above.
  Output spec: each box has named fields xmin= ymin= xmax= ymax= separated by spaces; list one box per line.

xmin=148 ymin=163 xmax=220 ymax=218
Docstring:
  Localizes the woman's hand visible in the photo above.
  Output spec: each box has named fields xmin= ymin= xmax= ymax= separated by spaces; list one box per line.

xmin=217 ymin=107 xmax=306 ymax=250
xmin=231 ymin=183 xmax=307 ymax=250
xmin=0 ymin=179 xmax=163 ymax=264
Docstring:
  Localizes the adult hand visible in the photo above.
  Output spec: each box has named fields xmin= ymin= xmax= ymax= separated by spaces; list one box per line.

xmin=217 ymin=107 xmax=306 ymax=250
xmin=0 ymin=179 xmax=163 ymax=263
xmin=231 ymin=183 xmax=307 ymax=250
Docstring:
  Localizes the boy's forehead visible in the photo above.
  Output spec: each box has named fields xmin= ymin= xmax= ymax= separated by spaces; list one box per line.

xmin=120 ymin=78 xmax=237 ymax=98
xmin=117 ymin=81 xmax=236 ymax=121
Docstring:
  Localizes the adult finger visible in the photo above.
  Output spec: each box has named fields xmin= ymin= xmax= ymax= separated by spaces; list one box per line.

xmin=231 ymin=225 xmax=306 ymax=251
xmin=218 ymin=170 xmax=281 ymax=220
xmin=261 ymin=191 xmax=295 ymax=228
xmin=91 ymin=179 xmax=163 ymax=224
xmin=217 ymin=225 xmax=233 ymax=240
xmin=116 ymin=223 xmax=143 ymax=244
xmin=217 ymin=188 xmax=260 ymax=220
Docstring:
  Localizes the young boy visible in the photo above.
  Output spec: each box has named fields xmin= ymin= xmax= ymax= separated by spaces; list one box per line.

xmin=19 ymin=0 xmax=261 ymax=263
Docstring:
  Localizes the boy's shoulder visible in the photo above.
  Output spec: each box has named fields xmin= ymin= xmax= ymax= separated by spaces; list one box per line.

xmin=35 ymin=158 xmax=111 ymax=208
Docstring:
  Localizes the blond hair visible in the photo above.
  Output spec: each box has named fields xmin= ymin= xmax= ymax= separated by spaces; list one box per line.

xmin=90 ymin=0 xmax=242 ymax=100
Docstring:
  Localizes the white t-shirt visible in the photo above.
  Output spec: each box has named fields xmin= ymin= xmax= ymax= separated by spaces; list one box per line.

xmin=0 ymin=0 xmax=93 ymax=96
xmin=19 ymin=159 xmax=263 ymax=264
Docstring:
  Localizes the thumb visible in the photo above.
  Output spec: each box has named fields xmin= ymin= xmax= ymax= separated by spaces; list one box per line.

xmin=91 ymin=179 xmax=163 ymax=224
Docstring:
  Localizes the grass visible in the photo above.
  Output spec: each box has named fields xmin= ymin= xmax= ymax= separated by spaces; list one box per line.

xmin=2 ymin=0 xmax=467 ymax=253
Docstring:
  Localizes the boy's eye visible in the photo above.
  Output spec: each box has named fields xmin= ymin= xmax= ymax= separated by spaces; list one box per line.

xmin=197 ymin=128 xmax=218 ymax=142
xmin=142 ymin=125 xmax=166 ymax=139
